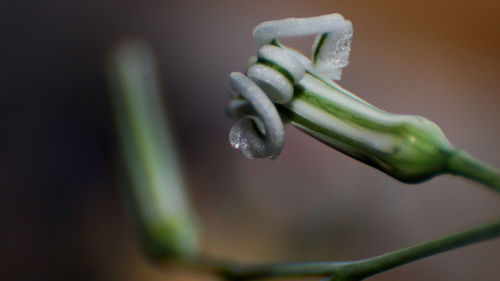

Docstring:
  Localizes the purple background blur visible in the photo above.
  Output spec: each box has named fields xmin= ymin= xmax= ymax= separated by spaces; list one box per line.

xmin=1 ymin=1 xmax=499 ymax=280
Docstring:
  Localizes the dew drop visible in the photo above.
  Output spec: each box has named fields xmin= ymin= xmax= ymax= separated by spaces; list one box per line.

xmin=229 ymin=119 xmax=252 ymax=158
xmin=229 ymin=118 xmax=270 ymax=159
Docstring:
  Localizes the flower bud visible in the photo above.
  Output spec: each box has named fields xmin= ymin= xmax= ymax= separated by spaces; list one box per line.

xmin=279 ymin=73 xmax=457 ymax=183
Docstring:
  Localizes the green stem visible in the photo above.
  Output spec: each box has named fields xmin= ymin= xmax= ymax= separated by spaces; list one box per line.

xmin=108 ymin=40 xmax=199 ymax=260
xmin=203 ymin=219 xmax=500 ymax=281
xmin=447 ymin=150 xmax=500 ymax=192
xmin=341 ymin=219 xmax=500 ymax=280
xmin=215 ymin=261 xmax=346 ymax=280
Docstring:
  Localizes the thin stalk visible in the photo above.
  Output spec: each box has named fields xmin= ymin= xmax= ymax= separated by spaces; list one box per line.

xmin=447 ymin=150 xmax=500 ymax=192
xmin=193 ymin=219 xmax=500 ymax=281
xmin=340 ymin=219 xmax=500 ymax=280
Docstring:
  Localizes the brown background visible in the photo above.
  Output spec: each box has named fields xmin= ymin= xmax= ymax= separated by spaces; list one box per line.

xmin=1 ymin=1 xmax=499 ymax=280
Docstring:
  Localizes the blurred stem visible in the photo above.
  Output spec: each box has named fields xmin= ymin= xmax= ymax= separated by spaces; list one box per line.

xmin=194 ymin=219 xmax=500 ymax=281
xmin=447 ymin=150 xmax=500 ymax=192
xmin=109 ymin=39 xmax=199 ymax=260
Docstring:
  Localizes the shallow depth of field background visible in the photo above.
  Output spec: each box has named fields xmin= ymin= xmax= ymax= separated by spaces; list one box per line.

xmin=2 ymin=1 xmax=500 ymax=280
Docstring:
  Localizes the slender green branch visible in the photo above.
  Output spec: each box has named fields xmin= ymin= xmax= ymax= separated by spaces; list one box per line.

xmin=193 ymin=219 xmax=500 ymax=281
xmin=447 ymin=150 xmax=500 ymax=192
xmin=339 ymin=219 xmax=500 ymax=280
xmin=215 ymin=261 xmax=346 ymax=280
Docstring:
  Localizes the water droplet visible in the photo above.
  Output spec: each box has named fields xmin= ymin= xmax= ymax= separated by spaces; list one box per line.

xmin=229 ymin=118 xmax=270 ymax=159
xmin=229 ymin=119 xmax=252 ymax=158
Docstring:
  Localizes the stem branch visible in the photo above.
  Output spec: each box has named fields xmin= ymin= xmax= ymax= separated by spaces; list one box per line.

xmin=192 ymin=219 xmax=500 ymax=281
xmin=343 ymin=219 xmax=500 ymax=280
xmin=447 ymin=150 xmax=500 ymax=192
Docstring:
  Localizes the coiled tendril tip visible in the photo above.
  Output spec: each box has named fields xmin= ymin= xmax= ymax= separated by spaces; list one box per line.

xmin=228 ymin=13 xmax=352 ymax=159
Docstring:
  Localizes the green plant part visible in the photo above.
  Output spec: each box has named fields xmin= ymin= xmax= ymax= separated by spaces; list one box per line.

xmin=108 ymin=40 xmax=199 ymax=261
xmin=227 ymin=14 xmax=500 ymax=190
xmin=106 ymin=13 xmax=500 ymax=281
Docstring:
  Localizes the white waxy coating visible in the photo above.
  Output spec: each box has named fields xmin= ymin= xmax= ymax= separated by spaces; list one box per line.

xmin=253 ymin=13 xmax=353 ymax=81
xmin=312 ymin=31 xmax=353 ymax=80
xmin=226 ymin=99 xmax=255 ymax=121
xmin=283 ymin=47 xmax=313 ymax=70
xmin=257 ymin=45 xmax=305 ymax=83
xmin=229 ymin=13 xmax=356 ymax=159
xmin=247 ymin=64 xmax=294 ymax=104
xmin=245 ymin=55 xmax=258 ymax=73
xmin=228 ymin=72 xmax=284 ymax=159
xmin=253 ymin=13 xmax=350 ymax=45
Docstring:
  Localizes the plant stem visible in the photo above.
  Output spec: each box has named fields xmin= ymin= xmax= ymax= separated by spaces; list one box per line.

xmin=340 ymin=219 xmax=500 ymax=280
xmin=197 ymin=219 xmax=500 ymax=281
xmin=215 ymin=261 xmax=346 ymax=280
xmin=109 ymin=40 xmax=199 ymax=260
xmin=447 ymin=149 xmax=500 ymax=192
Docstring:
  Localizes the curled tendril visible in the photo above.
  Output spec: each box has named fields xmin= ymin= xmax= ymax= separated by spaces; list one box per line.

xmin=227 ymin=14 xmax=353 ymax=158
xmin=228 ymin=73 xmax=284 ymax=159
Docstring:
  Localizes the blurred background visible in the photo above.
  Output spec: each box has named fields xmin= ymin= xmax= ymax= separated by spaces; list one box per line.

xmin=1 ymin=1 xmax=500 ymax=280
